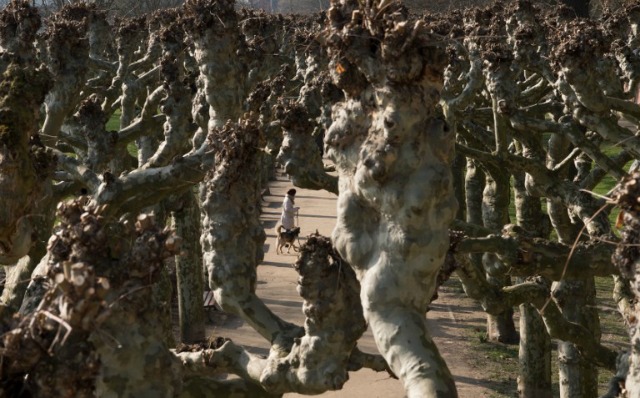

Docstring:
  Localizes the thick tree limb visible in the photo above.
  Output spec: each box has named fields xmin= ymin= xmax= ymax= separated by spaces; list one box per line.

xmin=454 ymin=227 xmax=618 ymax=279
xmin=92 ymin=144 xmax=213 ymax=218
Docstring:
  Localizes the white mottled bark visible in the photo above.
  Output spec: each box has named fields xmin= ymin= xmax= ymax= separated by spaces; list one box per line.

xmin=185 ymin=0 xmax=247 ymax=127
xmin=325 ymin=2 xmax=458 ymax=396
xmin=260 ymin=235 xmax=368 ymax=394
xmin=199 ymin=121 xmax=300 ymax=350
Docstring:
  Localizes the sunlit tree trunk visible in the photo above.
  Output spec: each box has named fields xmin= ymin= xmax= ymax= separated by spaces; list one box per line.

xmin=199 ymin=120 xmax=299 ymax=347
xmin=189 ymin=1 xmax=276 ymax=338
xmin=326 ymin=1 xmax=458 ymax=396
xmin=513 ymin=164 xmax=552 ymax=398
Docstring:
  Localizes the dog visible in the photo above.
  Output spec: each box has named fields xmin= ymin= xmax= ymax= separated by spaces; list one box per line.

xmin=275 ymin=225 xmax=301 ymax=255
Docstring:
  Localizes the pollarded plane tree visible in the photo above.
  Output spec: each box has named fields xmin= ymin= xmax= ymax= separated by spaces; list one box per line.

xmin=0 ymin=3 xmax=130 ymax=317
xmin=3 ymin=0 xmax=397 ymax=395
xmin=7 ymin=1 xmax=640 ymax=398
xmin=0 ymin=43 xmax=201 ymax=396
xmin=185 ymin=0 xmax=280 ymax=290
xmin=241 ymin=14 xmax=339 ymax=193
xmin=4 ymin=0 xmax=299 ymax=344
xmin=185 ymin=2 xmax=390 ymax=385
xmin=240 ymin=9 xmax=295 ymax=188
xmin=466 ymin=4 xmax=521 ymax=346
xmin=20 ymin=0 xmax=270 ymax=324
xmin=438 ymin=4 xmax=564 ymax=396
xmin=185 ymin=0 xmax=333 ymax=335
xmin=0 ymin=2 xmax=204 ymax=394
xmin=10 ymin=0 xmax=331 ymax=330
xmin=244 ymin=65 xmax=290 ymax=186
xmin=0 ymin=0 xmax=202 ymax=338
xmin=0 ymin=1 xmax=56 ymax=318
xmin=240 ymin=8 xmax=296 ymax=87
xmin=510 ymin=5 xmax=638 ymax=397
xmin=142 ymin=8 xmax=208 ymax=343
xmin=152 ymin=1 xmax=640 ymax=397
xmin=184 ymin=1 xmax=395 ymax=392
xmin=426 ymin=1 xmax=525 ymax=350
xmin=437 ymin=1 xmax=640 ymax=397
xmin=0 ymin=0 xmax=433 ymax=396
xmin=240 ymin=10 xmax=339 ymax=205
xmin=0 ymin=4 xmax=396 ymax=394
xmin=276 ymin=14 xmax=344 ymax=194
xmin=184 ymin=0 xmax=276 ymax=335
xmin=323 ymin=0 xmax=460 ymax=396
xmin=14 ymin=6 xmax=222 ymax=348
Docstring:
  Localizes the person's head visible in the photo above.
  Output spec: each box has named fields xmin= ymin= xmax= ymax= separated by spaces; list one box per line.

xmin=287 ymin=188 xmax=296 ymax=196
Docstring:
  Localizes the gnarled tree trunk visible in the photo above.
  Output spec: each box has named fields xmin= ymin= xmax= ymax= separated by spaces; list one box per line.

xmin=325 ymin=1 xmax=458 ymax=396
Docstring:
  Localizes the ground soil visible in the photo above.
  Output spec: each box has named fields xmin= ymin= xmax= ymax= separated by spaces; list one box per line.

xmin=205 ymin=170 xmax=512 ymax=398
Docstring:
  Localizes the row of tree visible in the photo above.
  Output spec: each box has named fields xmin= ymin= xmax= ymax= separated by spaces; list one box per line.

xmin=2 ymin=0 xmax=640 ymax=397
xmin=0 ymin=0 xmax=614 ymax=16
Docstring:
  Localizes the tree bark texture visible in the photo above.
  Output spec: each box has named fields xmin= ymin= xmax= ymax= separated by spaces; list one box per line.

xmin=613 ymin=171 xmax=640 ymax=396
xmin=175 ymin=234 xmax=389 ymax=395
xmin=172 ymin=191 xmax=205 ymax=344
xmin=554 ymin=279 xmax=600 ymax=398
xmin=198 ymin=121 xmax=300 ymax=351
xmin=245 ymin=70 xmax=289 ymax=190
xmin=482 ymin=172 xmax=519 ymax=344
xmin=187 ymin=2 xmax=271 ymax=317
xmin=276 ymin=102 xmax=338 ymax=194
xmin=325 ymin=1 xmax=458 ymax=396
xmin=259 ymin=235 xmax=369 ymax=394
xmin=143 ymin=14 xmax=192 ymax=170
xmin=274 ymin=30 xmax=340 ymax=194
xmin=185 ymin=0 xmax=248 ymax=127
xmin=0 ymin=194 xmax=56 ymax=315
xmin=0 ymin=48 xmax=55 ymax=265
xmin=0 ymin=199 xmax=183 ymax=397
xmin=547 ymin=134 xmax=600 ymax=398
xmin=452 ymin=153 xmax=466 ymax=221
xmin=41 ymin=14 xmax=90 ymax=147
xmin=513 ymin=168 xmax=552 ymax=398
xmin=518 ymin=301 xmax=552 ymax=398
xmin=0 ymin=1 xmax=41 ymax=70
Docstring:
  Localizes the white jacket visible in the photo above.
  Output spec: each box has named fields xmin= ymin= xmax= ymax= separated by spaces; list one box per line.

xmin=280 ymin=194 xmax=299 ymax=229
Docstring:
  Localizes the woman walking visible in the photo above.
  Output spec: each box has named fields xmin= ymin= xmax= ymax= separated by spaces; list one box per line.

xmin=280 ymin=188 xmax=299 ymax=230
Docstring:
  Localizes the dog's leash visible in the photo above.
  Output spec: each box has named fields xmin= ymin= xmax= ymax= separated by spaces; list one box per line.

xmin=296 ymin=208 xmax=300 ymax=228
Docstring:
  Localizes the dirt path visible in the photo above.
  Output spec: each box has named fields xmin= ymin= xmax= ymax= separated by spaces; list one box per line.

xmin=207 ymin=170 xmax=501 ymax=398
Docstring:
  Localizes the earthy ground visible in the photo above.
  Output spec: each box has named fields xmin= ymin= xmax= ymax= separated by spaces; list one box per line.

xmin=206 ymin=170 xmax=512 ymax=398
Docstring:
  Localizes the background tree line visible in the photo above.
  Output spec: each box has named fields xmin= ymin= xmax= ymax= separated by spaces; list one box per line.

xmin=2 ymin=0 xmax=640 ymax=397
xmin=0 ymin=0 xmax=628 ymax=15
